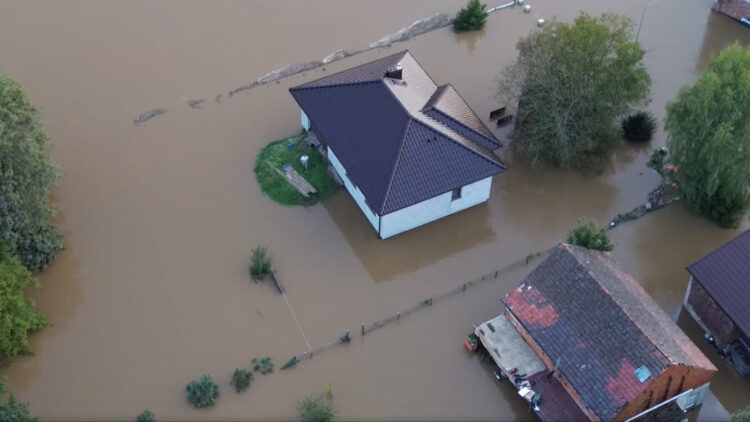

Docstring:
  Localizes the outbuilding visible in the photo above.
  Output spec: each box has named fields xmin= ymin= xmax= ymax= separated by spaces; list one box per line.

xmin=684 ymin=229 xmax=750 ymax=375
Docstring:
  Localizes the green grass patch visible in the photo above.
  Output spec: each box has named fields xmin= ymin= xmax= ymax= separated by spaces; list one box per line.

xmin=254 ymin=134 xmax=339 ymax=206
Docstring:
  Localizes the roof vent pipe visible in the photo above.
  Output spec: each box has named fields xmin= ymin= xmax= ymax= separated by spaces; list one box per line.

xmin=385 ymin=63 xmax=403 ymax=80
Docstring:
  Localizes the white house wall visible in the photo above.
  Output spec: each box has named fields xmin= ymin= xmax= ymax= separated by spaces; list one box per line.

xmin=379 ymin=176 xmax=492 ymax=239
xmin=328 ymin=148 xmax=380 ymax=231
xmin=301 ymin=109 xmax=310 ymax=131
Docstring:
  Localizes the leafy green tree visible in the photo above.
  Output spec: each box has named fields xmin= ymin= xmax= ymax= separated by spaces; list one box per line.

xmin=498 ymin=13 xmax=651 ymax=168
xmin=452 ymin=0 xmax=488 ymax=32
xmin=230 ymin=368 xmax=253 ymax=393
xmin=0 ymin=241 xmax=46 ymax=366
xmin=0 ymin=74 xmax=62 ymax=270
xmin=732 ymin=408 xmax=750 ymax=422
xmin=664 ymin=44 xmax=750 ymax=228
xmin=185 ymin=375 xmax=219 ymax=408
xmin=297 ymin=395 xmax=334 ymax=422
xmin=0 ymin=380 xmax=36 ymax=422
xmin=567 ymin=219 xmax=614 ymax=252
xmin=249 ymin=246 xmax=272 ymax=281
xmin=136 ymin=409 xmax=155 ymax=422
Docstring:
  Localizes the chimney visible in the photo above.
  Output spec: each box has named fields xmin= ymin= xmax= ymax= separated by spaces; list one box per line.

xmin=385 ymin=63 xmax=403 ymax=80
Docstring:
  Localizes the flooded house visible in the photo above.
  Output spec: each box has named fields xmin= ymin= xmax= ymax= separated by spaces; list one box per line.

xmin=684 ymin=229 xmax=750 ymax=376
xmin=713 ymin=0 xmax=750 ymax=26
xmin=289 ymin=50 xmax=504 ymax=239
xmin=473 ymin=244 xmax=717 ymax=422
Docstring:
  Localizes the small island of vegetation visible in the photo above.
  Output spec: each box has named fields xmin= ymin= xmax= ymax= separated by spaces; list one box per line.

xmin=254 ymin=134 xmax=339 ymax=206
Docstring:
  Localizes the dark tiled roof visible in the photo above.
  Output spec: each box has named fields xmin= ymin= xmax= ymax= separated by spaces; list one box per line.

xmin=528 ymin=371 xmax=592 ymax=422
xmin=289 ymin=51 xmax=504 ymax=215
xmin=422 ymin=83 xmax=500 ymax=148
xmin=504 ymin=245 xmax=715 ymax=422
xmin=687 ymin=229 xmax=750 ymax=337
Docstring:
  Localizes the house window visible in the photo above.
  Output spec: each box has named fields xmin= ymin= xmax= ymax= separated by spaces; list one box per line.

xmin=451 ymin=187 xmax=462 ymax=201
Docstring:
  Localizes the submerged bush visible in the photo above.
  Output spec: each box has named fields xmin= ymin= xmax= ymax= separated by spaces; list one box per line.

xmin=185 ymin=375 xmax=219 ymax=409
xmin=566 ymin=219 xmax=614 ymax=252
xmin=452 ymin=0 xmax=488 ymax=32
xmin=249 ymin=246 xmax=272 ymax=281
xmin=732 ymin=408 xmax=750 ymax=422
xmin=136 ymin=410 xmax=155 ymax=422
xmin=0 ymin=380 xmax=35 ymax=422
xmin=622 ymin=111 xmax=657 ymax=142
xmin=230 ymin=368 xmax=253 ymax=393
xmin=297 ymin=395 xmax=334 ymax=422
xmin=251 ymin=357 xmax=274 ymax=375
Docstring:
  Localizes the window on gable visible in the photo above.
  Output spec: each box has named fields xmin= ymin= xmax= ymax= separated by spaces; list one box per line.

xmin=451 ymin=187 xmax=462 ymax=201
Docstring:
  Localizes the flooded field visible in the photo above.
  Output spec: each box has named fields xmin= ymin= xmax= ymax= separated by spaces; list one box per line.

xmin=1 ymin=0 xmax=749 ymax=420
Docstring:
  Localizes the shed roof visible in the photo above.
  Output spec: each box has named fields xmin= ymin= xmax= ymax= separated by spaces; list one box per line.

xmin=289 ymin=51 xmax=504 ymax=215
xmin=687 ymin=229 xmax=750 ymax=337
xmin=504 ymin=244 xmax=716 ymax=421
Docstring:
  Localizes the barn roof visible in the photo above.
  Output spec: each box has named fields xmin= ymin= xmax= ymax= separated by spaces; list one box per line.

xmin=687 ymin=229 xmax=750 ymax=337
xmin=504 ymin=244 xmax=716 ymax=421
xmin=289 ymin=51 xmax=504 ymax=214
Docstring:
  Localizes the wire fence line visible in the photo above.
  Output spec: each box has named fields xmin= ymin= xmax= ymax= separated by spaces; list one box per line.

xmin=281 ymin=247 xmax=555 ymax=368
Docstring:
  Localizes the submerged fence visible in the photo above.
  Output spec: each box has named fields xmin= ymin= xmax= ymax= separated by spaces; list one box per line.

xmin=281 ymin=247 xmax=554 ymax=369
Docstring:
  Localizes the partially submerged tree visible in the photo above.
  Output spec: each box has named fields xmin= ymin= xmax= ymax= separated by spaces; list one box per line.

xmin=566 ymin=219 xmax=614 ymax=252
xmin=622 ymin=111 xmax=657 ymax=142
xmin=230 ymin=368 xmax=253 ymax=393
xmin=249 ymin=246 xmax=272 ymax=281
xmin=0 ymin=74 xmax=62 ymax=270
xmin=665 ymin=44 xmax=750 ymax=228
xmin=732 ymin=408 xmax=750 ymax=422
xmin=452 ymin=0 xmax=488 ymax=32
xmin=0 ymin=380 xmax=36 ymax=422
xmin=498 ymin=13 xmax=651 ymax=168
xmin=297 ymin=395 xmax=334 ymax=422
xmin=136 ymin=409 xmax=155 ymax=422
xmin=185 ymin=375 xmax=219 ymax=409
xmin=0 ymin=240 xmax=46 ymax=366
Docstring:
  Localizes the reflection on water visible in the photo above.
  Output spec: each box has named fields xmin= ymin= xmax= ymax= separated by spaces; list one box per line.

xmin=324 ymin=191 xmax=495 ymax=282
xmin=454 ymin=27 xmax=486 ymax=54
xmin=696 ymin=11 xmax=750 ymax=73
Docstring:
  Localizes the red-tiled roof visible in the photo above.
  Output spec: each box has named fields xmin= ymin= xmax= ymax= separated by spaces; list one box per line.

xmin=504 ymin=244 xmax=715 ymax=421
xmin=687 ymin=229 xmax=750 ymax=337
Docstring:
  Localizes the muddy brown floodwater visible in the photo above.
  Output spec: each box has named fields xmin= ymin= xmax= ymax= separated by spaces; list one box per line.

xmin=1 ymin=0 xmax=749 ymax=420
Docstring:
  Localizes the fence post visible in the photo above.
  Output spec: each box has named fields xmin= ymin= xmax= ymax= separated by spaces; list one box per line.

xmin=397 ymin=312 xmax=400 ymax=320
xmin=361 ymin=324 xmax=365 ymax=335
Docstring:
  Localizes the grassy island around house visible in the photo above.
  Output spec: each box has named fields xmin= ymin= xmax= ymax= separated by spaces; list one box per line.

xmin=254 ymin=134 xmax=339 ymax=206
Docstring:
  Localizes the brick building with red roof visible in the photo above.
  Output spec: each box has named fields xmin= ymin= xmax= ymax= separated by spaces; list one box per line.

xmin=482 ymin=244 xmax=717 ymax=422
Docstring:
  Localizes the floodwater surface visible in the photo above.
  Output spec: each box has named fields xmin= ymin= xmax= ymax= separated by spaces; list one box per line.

xmin=0 ymin=0 xmax=749 ymax=420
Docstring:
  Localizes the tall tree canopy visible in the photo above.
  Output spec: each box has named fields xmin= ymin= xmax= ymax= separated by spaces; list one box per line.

xmin=665 ymin=44 xmax=750 ymax=228
xmin=498 ymin=13 xmax=651 ymax=168
xmin=0 ymin=74 xmax=62 ymax=270
xmin=0 ymin=240 xmax=46 ymax=366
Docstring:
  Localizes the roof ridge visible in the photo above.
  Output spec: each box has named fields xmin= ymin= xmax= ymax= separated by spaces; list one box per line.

xmin=411 ymin=117 xmax=504 ymax=169
xmin=422 ymin=83 xmax=450 ymax=110
xmin=295 ymin=50 xmax=408 ymax=89
xmin=379 ymin=118 xmax=414 ymax=215
xmin=439 ymin=83 xmax=500 ymax=143
xmin=563 ymin=245 xmax=675 ymax=370
xmin=290 ymin=80 xmax=383 ymax=92
xmin=425 ymin=107 xmax=502 ymax=148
